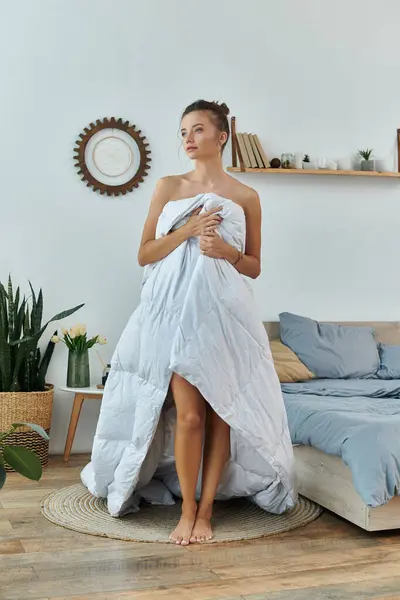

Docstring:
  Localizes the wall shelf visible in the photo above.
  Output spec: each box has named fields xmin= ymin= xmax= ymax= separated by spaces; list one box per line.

xmin=227 ymin=167 xmax=400 ymax=179
xmin=229 ymin=118 xmax=400 ymax=179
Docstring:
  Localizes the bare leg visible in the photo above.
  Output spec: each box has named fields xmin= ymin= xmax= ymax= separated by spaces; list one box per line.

xmin=191 ymin=405 xmax=230 ymax=542
xmin=169 ymin=373 xmax=206 ymax=545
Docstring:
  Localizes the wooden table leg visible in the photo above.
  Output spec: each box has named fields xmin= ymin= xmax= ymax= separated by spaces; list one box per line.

xmin=63 ymin=393 xmax=85 ymax=462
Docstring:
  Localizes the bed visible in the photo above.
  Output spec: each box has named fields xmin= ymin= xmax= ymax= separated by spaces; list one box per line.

xmin=264 ymin=320 xmax=400 ymax=531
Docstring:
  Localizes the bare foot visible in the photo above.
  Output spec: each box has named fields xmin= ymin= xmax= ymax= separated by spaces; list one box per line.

xmin=190 ymin=511 xmax=213 ymax=543
xmin=169 ymin=502 xmax=197 ymax=546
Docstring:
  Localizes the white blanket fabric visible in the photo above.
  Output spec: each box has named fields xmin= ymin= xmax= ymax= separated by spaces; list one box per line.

xmin=81 ymin=193 xmax=296 ymax=516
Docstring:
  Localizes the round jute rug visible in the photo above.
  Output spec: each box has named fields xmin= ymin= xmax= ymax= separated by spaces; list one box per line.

xmin=41 ymin=483 xmax=322 ymax=544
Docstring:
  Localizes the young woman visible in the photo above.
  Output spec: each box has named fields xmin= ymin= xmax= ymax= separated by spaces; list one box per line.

xmin=138 ymin=100 xmax=263 ymax=545
xmin=81 ymin=100 xmax=295 ymax=546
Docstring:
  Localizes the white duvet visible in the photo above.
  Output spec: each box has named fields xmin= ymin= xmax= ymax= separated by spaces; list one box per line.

xmin=81 ymin=193 xmax=296 ymax=516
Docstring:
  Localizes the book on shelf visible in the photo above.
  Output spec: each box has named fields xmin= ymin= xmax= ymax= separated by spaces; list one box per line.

xmin=232 ymin=120 xmax=270 ymax=170
xmin=252 ymin=134 xmax=270 ymax=168
xmin=249 ymin=134 xmax=264 ymax=168
xmin=243 ymin=133 xmax=258 ymax=168
xmin=235 ymin=133 xmax=251 ymax=168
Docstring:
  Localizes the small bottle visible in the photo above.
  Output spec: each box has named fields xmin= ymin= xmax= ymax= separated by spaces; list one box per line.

xmin=102 ymin=364 xmax=111 ymax=386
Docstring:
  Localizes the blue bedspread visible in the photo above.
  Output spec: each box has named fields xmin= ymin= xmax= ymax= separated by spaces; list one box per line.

xmin=281 ymin=379 xmax=400 ymax=507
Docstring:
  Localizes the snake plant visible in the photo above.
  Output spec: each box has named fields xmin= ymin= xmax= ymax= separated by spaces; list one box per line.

xmin=0 ymin=275 xmax=84 ymax=392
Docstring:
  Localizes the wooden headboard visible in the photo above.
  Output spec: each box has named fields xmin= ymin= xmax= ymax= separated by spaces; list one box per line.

xmin=263 ymin=321 xmax=400 ymax=344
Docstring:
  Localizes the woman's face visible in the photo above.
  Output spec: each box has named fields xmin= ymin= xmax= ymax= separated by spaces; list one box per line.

xmin=180 ymin=110 xmax=227 ymax=160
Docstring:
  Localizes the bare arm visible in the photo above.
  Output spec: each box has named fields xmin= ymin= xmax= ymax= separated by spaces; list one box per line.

xmin=138 ymin=178 xmax=223 ymax=267
xmin=231 ymin=190 xmax=262 ymax=279
xmin=137 ymin=179 xmax=187 ymax=267
xmin=199 ymin=190 xmax=262 ymax=279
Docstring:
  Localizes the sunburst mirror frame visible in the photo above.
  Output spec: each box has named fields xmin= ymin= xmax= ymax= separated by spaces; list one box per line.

xmin=73 ymin=117 xmax=151 ymax=196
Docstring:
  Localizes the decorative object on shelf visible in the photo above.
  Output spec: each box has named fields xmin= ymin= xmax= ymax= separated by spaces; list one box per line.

xmin=327 ymin=159 xmax=338 ymax=170
xmin=0 ymin=421 xmax=49 ymax=489
xmin=302 ymin=154 xmax=311 ymax=169
xmin=281 ymin=153 xmax=295 ymax=169
xmin=294 ymin=153 xmax=303 ymax=169
xmin=358 ymin=148 xmax=375 ymax=172
xmin=270 ymin=158 xmax=281 ymax=169
xmin=73 ymin=117 xmax=151 ymax=196
xmin=52 ymin=325 xmax=107 ymax=388
xmin=0 ymin=275 xmax=83 ymax=471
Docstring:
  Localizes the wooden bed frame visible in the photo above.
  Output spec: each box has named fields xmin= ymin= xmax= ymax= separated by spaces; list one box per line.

xmin=264 ymin=320 xmax=400 ymax=531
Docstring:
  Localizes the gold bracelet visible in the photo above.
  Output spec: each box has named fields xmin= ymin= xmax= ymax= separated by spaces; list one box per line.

xmin=233 ymin=250 xmax=243 ymax=265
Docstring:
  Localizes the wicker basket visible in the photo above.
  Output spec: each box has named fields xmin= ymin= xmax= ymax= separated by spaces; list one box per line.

xmin=0 ymin=384 xmax=54 ymax=472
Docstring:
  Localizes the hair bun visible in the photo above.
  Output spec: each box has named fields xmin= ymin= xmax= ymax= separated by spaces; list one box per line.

xmin=215 ymin=101 xmax=230 ymax=117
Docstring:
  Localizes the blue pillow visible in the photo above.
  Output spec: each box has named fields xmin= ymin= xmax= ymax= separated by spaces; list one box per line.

xmin=279 ymin=312 xmax=380 ymax=379
xmin=376 ymin=344 xmax=400 ymax=379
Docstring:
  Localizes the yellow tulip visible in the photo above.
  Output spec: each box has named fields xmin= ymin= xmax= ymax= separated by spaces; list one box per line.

xmin=62 ymin=328 xmax=68 ymax=336
xmin=97 ymin=335 xmax=107 ymax=345
xmin=70 ymin=324 xmax=84 ymax=337
xmin=69 ymin=329 xmax=76 ymax=339
xmin=51 ymin=335 xmax=60 ymax=343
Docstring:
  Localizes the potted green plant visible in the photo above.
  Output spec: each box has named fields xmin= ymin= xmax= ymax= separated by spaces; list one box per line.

xmin=0 ymin=422 xmax=49 ymax=489
xmin=0 ymin=275 xmax=84 ymax=470
xmin=52 ymin=324 xmax=107 ymax=388
xmin=302 ymin=154 xmax=311 ymax=169
xmin=358 ymin=148 xmax=375 ymax=171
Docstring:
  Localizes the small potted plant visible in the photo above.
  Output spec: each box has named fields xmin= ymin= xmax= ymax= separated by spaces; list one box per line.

xmin=52 ymin=324 xmax=107 ymax=388
xmin=302 ymin=154 xmax=311 ymax=169
xmin=358 ymin=148 xmax=375 ymax=171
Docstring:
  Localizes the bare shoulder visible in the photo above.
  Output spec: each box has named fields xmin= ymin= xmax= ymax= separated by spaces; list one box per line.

xmin=154 ymin=175 xmax=180 ymax=194
xmin=155 ymin=173 xmax=194 ymax=201
xmin=151 ymin=175 xmax=184 ymax=206
xmin=227 ymin=176 xmax=260 ymax=213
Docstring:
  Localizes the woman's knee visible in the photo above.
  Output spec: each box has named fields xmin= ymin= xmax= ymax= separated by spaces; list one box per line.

xmin=171 ymin=373 xmax=206 ymax=430
xmin=177 ymin=408 xmax=205 ymax=431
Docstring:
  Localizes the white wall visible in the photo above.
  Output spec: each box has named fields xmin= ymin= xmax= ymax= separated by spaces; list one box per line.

xmin=1 ymin=0 xmax=400 ymax=453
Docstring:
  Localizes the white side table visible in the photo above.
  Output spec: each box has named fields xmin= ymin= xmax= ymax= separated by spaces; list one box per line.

xmin=60 ymin=385 xmax=104 ymax=462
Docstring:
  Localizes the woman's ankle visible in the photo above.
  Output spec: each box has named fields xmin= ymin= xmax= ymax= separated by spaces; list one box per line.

xmin=181 ymin=500 xmax=197 ymax=517
xmin=196 ymin=501 xmax=213 ymax=520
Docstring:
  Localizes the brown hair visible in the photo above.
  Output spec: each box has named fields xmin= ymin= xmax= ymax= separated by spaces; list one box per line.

xmin=181 ymin=99 xmax=230 ymax=153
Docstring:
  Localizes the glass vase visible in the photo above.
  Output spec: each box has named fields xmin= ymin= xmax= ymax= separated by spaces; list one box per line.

xmin=281 ymin=153 xmax=295 ymax=169
xmin=67 ymin=349 xmax=90 ymax=388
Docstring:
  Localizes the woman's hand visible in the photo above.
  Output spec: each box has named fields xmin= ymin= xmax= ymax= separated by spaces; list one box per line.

xmin=183 ymin=206 xmax=223 ymax=238
xmin=200 ymin=231 xmax=236 ymax=260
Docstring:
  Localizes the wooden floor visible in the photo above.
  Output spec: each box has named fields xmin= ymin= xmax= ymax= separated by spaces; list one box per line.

xmin=1 ymin=456 xmax=400 ymax=600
